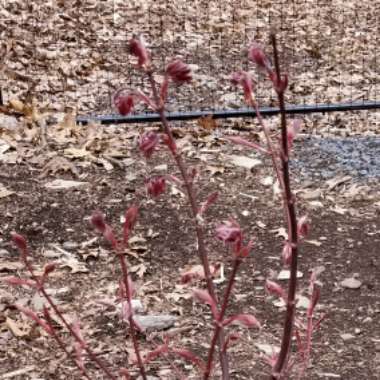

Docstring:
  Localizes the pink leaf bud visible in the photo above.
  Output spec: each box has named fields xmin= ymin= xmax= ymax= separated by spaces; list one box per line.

xmin=114 ymin=91 xmax=134 ymax=115
xmin=146 ymin=176 xmax=166 ymax=198
xmin=129 ymin=36 xmax=149 ymax=68
xmin=308 ymin=285 xmax=320 ymax=317
xmin=124 ymin=205 xmax=138 ymax=240
xmin=265 ymin=279 xmax=286 ymax=300
xmin=238 ymin=239 xmax=254 ymax=258
xmin=231 ymin=71 xmax=254 ymax=102
xmin=43 ymin=262 xmax=56 ymax=276
xmin=281 ymin=241 xmax=292 ymax=266
xmin=198 ymin=191 xmax=219 ymax=217
xmin=139 ymin=131 xmax=159 ymax=158
xmin=248 ymin=42 xmax=272 ymax=71
xmin=222 ymin=313 xmax=261 ymax=329
xmin=166 ymin=59 xmax=192 ymax=84
xmin=297 ymin=215 xmax=311 ymax=239
xmin=192 ymin=289 xmax=218 ymax=321
xmin=11 ymin=232 xmax=28 ymax=258
xmin=91 ymin=211 xmax=106 ymax=233
xmin=216 ymin=220 xmax=242 ymax=245
xmin=269 ymin=72 xmax=288 ymax=94
xmin=287 ymin=119 xmax=301 ymax=149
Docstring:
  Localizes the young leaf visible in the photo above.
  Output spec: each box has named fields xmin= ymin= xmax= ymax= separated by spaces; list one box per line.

xmin=222 ymin=313 xmax=261 ymax=329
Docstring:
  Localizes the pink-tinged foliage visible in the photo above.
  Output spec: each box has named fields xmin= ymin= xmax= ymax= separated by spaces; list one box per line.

xmin=129 ymin=36 xmax=150 ymax=68
xmin=192 ymin=289 xmax=219 ymax=320
xmin=114 ymin=91 xmax=134 ymax=115
xmin=248 ymin=42 xmax=272 ymax=72
xmin=225 ymin=135 xmax=269 ymax=155
xmin=15 ymin=304 xmax=54 ymax=335
xmin=118 ymin=277 xmax=135 ymax=301
xmin=237 ymin=239 xmax=254 ymax=258
xmin=123 ymin=205 xmax=138 ymax=243
xmin=265 ymin=279 xmax=286 ymax=300
xmin=3 ymin=276 xmax=36 ymax=288
xmin=287 ymin=119 xmax=302 ymax=149
xmin=222 ymin=332 xmax=241 ymax=352
xmin=222 ymin=313 xmax=261 ymax=329
xmin=297 ymin=215 xmax=310 ymax=239
xmin=215 ymin=220 xmax=242 ymax=245
xmin=91 ymin=211 xmax=119 ymax=249
xmin=198 ymin=191 xmax=219 ymax=217
xmin=91 ymin=211 xmax=107 ymax=233
xmin=231 ymin=70 xmax=254 ymax=102
xmin=171 ymin=348 xmax=206 ymax=371
xmin=281 ymin=241 xmax=292 ymax=266
xmin=72 ymin=320 xmax=86 ymax=372
xmin=166 ymin=59 xmax=192 ymax=83
xmin=143 ymin=343 xmax=169 ymax=364
xmin=146 ymin=176 xmax=166 ymax=198
xmin=11 ymin=232 xmax=28 ymax=258
xmin=139 ymin=131 xmax=160 ymax=158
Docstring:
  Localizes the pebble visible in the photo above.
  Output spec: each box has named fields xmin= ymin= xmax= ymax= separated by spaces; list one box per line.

xmin=134 ymin=315 xmax=177 ymax=332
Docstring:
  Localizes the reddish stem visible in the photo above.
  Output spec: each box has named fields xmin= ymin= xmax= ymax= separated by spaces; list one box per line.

xmin=44 ymin=309 xmax=93 ymax=380
xmin=117 ymin=251 xmax=147 ymax=380
xmin=203 ymin=257 xmax=241 ymax=379
xmin=22 ymin=258 xmax=117 ymax=380
xmin=146 ymin=70 xmax=230 ymax=380
xmin=269 ymin=34 xmax=299 ymax=380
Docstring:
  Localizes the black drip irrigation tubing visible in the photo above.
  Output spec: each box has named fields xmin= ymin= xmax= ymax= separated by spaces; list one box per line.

xmin=76 ymin=101 xmax=380 ymax=125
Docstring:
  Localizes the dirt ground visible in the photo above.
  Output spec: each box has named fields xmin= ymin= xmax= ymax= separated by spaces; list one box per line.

xmin=0 ymin=0 xmax=380 ymax=379
xmin=0 ymin=121 xmax=379 ymax=379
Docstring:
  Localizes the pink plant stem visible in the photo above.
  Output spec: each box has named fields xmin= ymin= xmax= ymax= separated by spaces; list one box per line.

xmin=269 ymin=34 xmax=299 ymax=380
xmin=22 ymin=258 xmax=117 ymax=380
xmin=203 ymin=257 xmax=242 ymax=380
xmin=146 ymin=70 xmax=230 ymax=380
xmin=117 ymin=250 xmax=147 ymax=380
xmin=44 ymin=309 xmax=93 ymax=380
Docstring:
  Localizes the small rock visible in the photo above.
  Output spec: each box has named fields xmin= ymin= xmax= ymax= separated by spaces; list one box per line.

xmin=44 ymin=179 xmax=89 ymax=190
xmin=62 ymin=241 xmax=79 ymax=251
xmin=134 ymin=315 xmax=177 ymax=332
xmin=340 ymin=277 xmax=362 ymax=289
xmin=340 ymin=333 xmax=355 ymax=342
xmin=277 ymin=270 xmax=303 ymax=280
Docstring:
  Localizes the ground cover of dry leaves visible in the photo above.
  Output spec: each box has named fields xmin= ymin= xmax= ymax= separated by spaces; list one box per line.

xmin=0 ymin=1 xmax=379 ymax=379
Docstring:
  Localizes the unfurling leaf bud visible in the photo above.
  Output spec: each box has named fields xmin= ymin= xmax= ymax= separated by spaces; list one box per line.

xmin=139 ymin=131 xmax=159 ymax=158
xmin=281 ymin=241 xmax=292 ymax=266
xmin=91 ymin=211 xmax=106 ymax=233
xmin=11 ymin=232 xmax=28 ymax=258
xmin=215 ymin=220 xmax=242 ymax=245
xmin=146 ymin=176 xmax=166 ymax=198
xmin=192 ymin=289 xmax=218 ymax=321
xmin=222 ymin=313 xmax=261 ymax=329
xmin=114 ymin=91 xmax=134 ymax=115
xmin=287 ymin=119 xmax=302 ymax=150
xmin=265 ymin=279 xmax=286 ymax=300
xmin=123 ymin=205 xmax=138 ymax=243
xmin=231 ymin=71 xmax=254 ymax=102
xmin=248 ymin=42 xmax=272 ymax=72
xmin=297 ymin=215 xmax=311 ymax=239
xmin=166 ymin=59 xmax=192 ymax=83
xmin=129 ymin=36 xmax=150 ymax=68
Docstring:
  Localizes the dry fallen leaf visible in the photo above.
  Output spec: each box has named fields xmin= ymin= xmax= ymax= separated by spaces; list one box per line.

xmin=0 ymin=184 xmax=14 ymax=199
